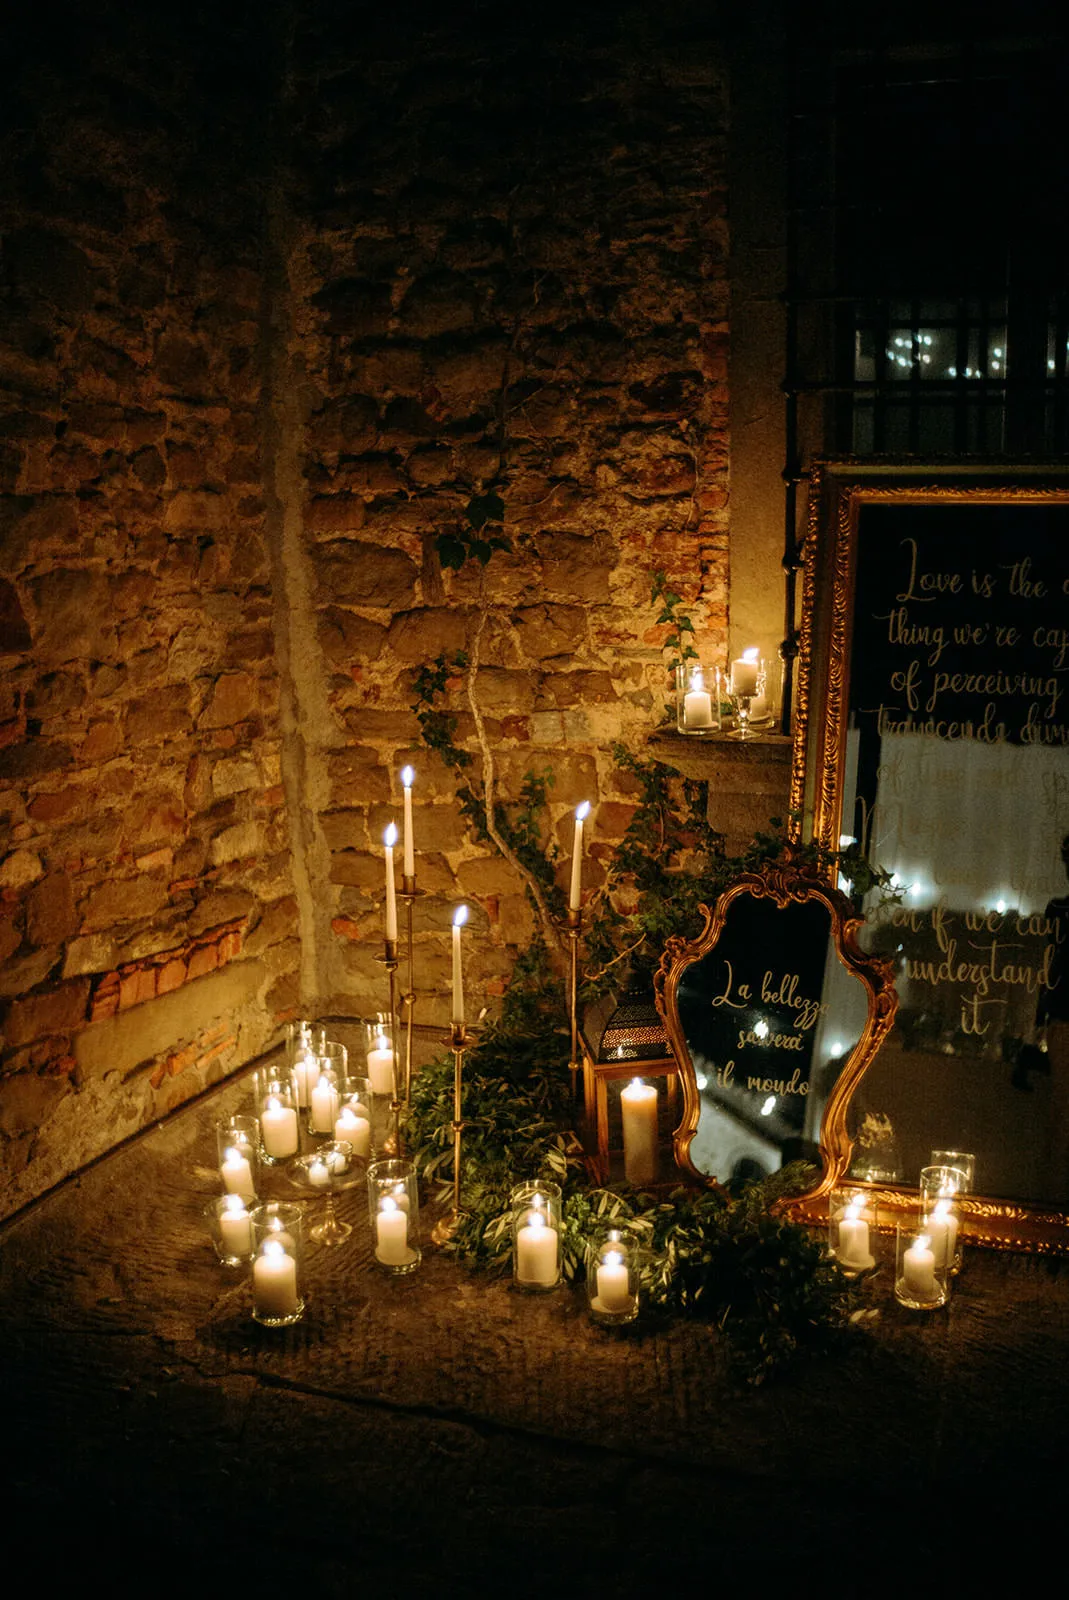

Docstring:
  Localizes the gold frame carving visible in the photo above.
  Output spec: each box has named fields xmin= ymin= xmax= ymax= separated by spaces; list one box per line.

xmin=653 ymin=852 xmax=898 ymax=1213
xmin=790 ymin=460 xmax=1069 ymax=1254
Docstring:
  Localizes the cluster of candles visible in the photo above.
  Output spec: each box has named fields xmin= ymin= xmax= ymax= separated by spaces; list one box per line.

xmin=677 ymin=649 xmax=767 ymax=733
xmin=511 ymin=1179 xmax=642 ymax=1324
xmin=829 ymin=1150 xmax=974 ymax=1312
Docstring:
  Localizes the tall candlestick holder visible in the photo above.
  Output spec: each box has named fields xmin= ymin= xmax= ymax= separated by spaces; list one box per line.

xmin=380 ymin=939 xmax=404 ymax=1158
xmin=566 ymin=907 xmax=582 ymax=1105
xmin=399 ymin=874 xmax=420 ymax=1111
xmin=431 ymin=1021 xmax=472 ymax=1246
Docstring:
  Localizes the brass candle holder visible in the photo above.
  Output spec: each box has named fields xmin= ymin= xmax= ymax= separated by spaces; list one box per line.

xmin=566 ymin=907 xmax=582 ymax=1105
xmin=399 ymin=874 xmax=420 ymax=1111
xmin=381 ymin=938 xmax=403 ymax=1157
xmin=431 ymin=1020 xmax=472 ymax=1246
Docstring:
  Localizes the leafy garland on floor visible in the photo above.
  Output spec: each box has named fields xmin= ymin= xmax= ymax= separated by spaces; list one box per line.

xmin=404 ymin=942 xmax=865 ymax=1386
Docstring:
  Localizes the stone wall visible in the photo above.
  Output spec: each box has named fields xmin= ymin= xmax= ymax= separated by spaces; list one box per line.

xmin=0 ymin=10 xmax=297 ymax=1216
xmin=281 ymin=2 xmax=731 ymax=1019
xmin=0 ymin=2 xmax=740 ymax=1218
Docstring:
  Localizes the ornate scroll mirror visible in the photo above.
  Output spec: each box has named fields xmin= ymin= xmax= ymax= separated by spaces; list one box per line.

xmin=791 ymin=463 xmax=1069 ymax=1252
xmin=654 ymin=855 xmax=897 ymax=1207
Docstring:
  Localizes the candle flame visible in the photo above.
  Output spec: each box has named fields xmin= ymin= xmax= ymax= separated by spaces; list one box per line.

xmin=689 ymin=668 xmax=704 ymax=691
xmin=374 ymin=1032 xmax=389 ymax=1052
xmin=454 ymin=904 xmax=468 ymax=929
xmin=934 ymin=1197 xmax=952 ymax=1219
xmin=401 ymin=765 xmax=415 ymax=787
xmin=575 ymin=800 xmax=591 ymax=822
xmin=263 ymin=1238 xmax=285 ymax=1258
xmin=742 ymin=646 xmax=760 ymax=663
xmin=384 ymin=821 xmax=398 ymax=848
xmin=845 ymin=1196 xmax=862 ymax=1220
xmin=267 ymin=1095 xmax=280 ymax=1111
xmin=380 ymin=1196 xmax=398 ymax=1214
xmin=603 ymin=1249 xmax=624 ymax=1268
xmin=224 ymin=1194 xmax=246 ymax=1215
xmin=629 ymin=1076 xmax=646 ymax=1090
xmin=915 ymin=1233 xmax=930 ymax=1251
xmin=223 ymin=1146 xmax=240 ymax=1164
xmin=527 ymin=1210 xmax=546 ymax=1229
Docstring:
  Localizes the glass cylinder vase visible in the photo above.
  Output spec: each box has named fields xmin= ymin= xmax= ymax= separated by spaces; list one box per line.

xmin=586 ymin=1221 xmax=642 ymax=1325
xmin=828 ymin=1186 xmax=877 ymax=1275
xmin=894 ymin=1219 xmax=949 ymax=1311
xmin=675 ymin=663 xmax=722 ymax=735
xmin=250 ymin=1202 xmax=305 ymax=1327
xmin=511 ymin=1180 xmax=562 ymax=1293
xmin=920 ymin=1164 xmax=966 ymax=1275
xmin=205 ymin=1193 xmax=255 ymax=1266
xmin=255 ymin=1067 xmax=300 ymax=1163
xmin=334 ymin=1075 xmax=373 ymax=1158
xmin=216 ymin=1115 xmax=260 ymax=1202
xmin=306 ymin=1058 xmax=341 ymax=1139
xmin=367 ymin=1158 xmax=421 ymax=1274
xmin=365 ymin=1016 xmax=397 ymax=1098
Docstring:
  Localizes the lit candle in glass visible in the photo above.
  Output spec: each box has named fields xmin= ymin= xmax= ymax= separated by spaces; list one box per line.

xmin=903 ymin=1234 xmax=937 ymax=1298
xmin=376 ymin=1196 xmax=409 ymax=1265
xmin=731 ymin=648 xmax=760 ymax=698
xmin=221 ymin=1144 xmax=256 ymax=1202
xmin=367 ymin=1032 xmax=395 ymax=1096
xmin=219 ymin=1194 xmax=252 ymax=1258
xmin=683 ymin=668 xmax=714 ymax=729
xmin=261 ymin=1095 xmax=299 ymax=1159
xmin=836 ymin=1195 xmax=874 ymax=1271
xmin=516 ymin=1204 xmax=559 ymax=1287
xmin=596 ymin=1248 xmax=634 ymax=1313
xmin=253 ymin=1238 xmax=299 ymax=1319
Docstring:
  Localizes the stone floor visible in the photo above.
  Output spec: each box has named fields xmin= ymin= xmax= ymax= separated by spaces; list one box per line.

xmin=2 ymin=1055 xmax=1067 ymax=1594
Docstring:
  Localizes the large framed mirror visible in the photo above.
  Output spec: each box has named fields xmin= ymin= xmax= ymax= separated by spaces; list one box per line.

xmin=654 ymin=854 xmax=897 ymax=1206
xmin=791 ymin=462 xmax=1069 ymax=1251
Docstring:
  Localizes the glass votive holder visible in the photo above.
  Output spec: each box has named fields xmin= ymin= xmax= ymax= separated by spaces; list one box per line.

xmin=828 ymin=1186 xmax=877 ymax=1275
xmin=290 ymin=1028 xmax=322 ymax=1111
xmin=728 ymin=651 xmax=766 ymax=739
xmin=511 ymin=1179 xmax=562 ymax=1293
xmin=334 ymin=1075 xmax=373 ymax=1158
xmin=930 ymin=1149 xmax=975 ymax=1192
xmin=250 ymin=1202 xmax=305 ymax=1327
xmin=216 ymin=1115 xmax=260 ymax=1202
xmin=365 ymin=1016 xmax=397 ymax=1097
xmin=205 ymin=1193 xmax=255 ymax=1266
xmin=894 ymin=1219 xmax=949 ymax=1311
xmin=367 ymin=1158 xmax=421 ymax=1274
xmin=255 ymin=1068 xmax=300 ymax=1163
xmin=306 ymin=1059 xmax=341 ymax=1138
xmin=586 ymin=1222 xmax=642 ymax=1325
xmin=920 ymin=1164 xmax=966 ymax=1275
xmin=675 ymin=663 xmax=722 ymax=735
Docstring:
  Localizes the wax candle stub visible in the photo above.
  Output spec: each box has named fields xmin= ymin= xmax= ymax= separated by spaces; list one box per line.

xmin=367 ymin=1037 xmax=395 ymax=1096
xmin=219 ymin=1196 xmax=252 ymax=1259
xmin=595 ymin=1249 xmax=634 ymax=1313
xmin=731 ymin=650 xmax=760 ymax=698
xmin=261 ymin=1094 xmax=299 ymax=1159
xmin=253 ymin=1238 xmax=299 ymax=1319
xmin=516 ymin=1207 xmax=559 ymax=1286
xmin=221 ymin=1145 xmax=256 ymax=1202
xmin=903 ymin=1234 xmax=937 ymax=1298
xmin=375 ymin=1197 xmax=410 ymax=1265
xmin=835 ymin=1197 xmax=874 ymax=1271
xmin=335 ymin=1105 xmax=371 ymax=1157
xmin=683 ymin=669 xmax=714 ymax=729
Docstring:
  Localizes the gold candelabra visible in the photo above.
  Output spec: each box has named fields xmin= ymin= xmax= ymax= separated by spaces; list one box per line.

xmin=431 ymin=1020 xmax=472 ymax=1246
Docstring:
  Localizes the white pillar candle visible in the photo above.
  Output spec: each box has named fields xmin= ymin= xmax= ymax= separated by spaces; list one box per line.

xmin=452 ymin=904 xmax=468 ymax=1026
xmin=596 ymin=1249 xmax=634 ymax=1313
xmin=383 ymin=821 xmax=398 ymax=943
xmin=221 ymin=1145 xmax=256 ymax=1202
xmin=307 ymin=1156 xmax=331 ymax=1188
xmin=569 ymin=801 xmax=591 ymax=912
xmin=335 ymin=1105 xmax=371 ymax=1157
xmin=219 ymin=1195 xmax=252 ymax=1258
xmin=310 ymin=1073 xmax=340 ymax=1134
xmin=292 ymin=1051 xmax=318 ymax=1109
xmin=621 ymin=1078 xmax=658 ymax=1186
xmin=516 ymin=1208 xmax=558 ymax=1286
xmin=367 ymin=1037 xmax=395 ymax=1096
xmin=401 ymin=765 xmax=415 ymax=879
xmin=253 ymin=1239 xmax=299 ymax=1318
xmin=926 ymin=1198 xmax=959 ymax=1271
xmin=375 ymin=1197 xmax=409 ymax=1265
xmin=836 ymin=1200 xmax=873 ymax=1270
xmin=903 ymin=1235 xmax=937 ymax=1297
xmin=261 ymin=1096 xmax=299 ymax=1159
xmin=683 ymin=670 xmax=714 ymax=729
xmin=731 ymin=651 xmax=760 ymax=697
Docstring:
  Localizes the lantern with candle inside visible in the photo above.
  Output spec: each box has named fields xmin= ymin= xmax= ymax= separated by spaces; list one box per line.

xmin=828 ymin=1186 xmax=877 ymax=1275
xmin=894 ymin=1218 xmax=949 ymax=1311
xmin=586 ymin=1220 xmax=644 ymax=1325
xmin=205 ymin=1193 xmax=255 ymax=1266
xmin=334 ymin=1075 xmax=373 ymax=1159
xmin=510 ymin=1180 xmax=562 ymax=1293
xmin=579 ymin=990 xmax=678 ymax=1185
xmin=364 ymin=1015 xmax=397 ymax=1098
xmin=215 ymin=1115 xmax=260 ymax=1203
xmin=255 ymin=1069 xmax=300 ymax=1163
xmin=367 ymin=1158 xmax=421 ymax=1274
xmin=920 ymin=1164 xmax=968 ymax=1275
xmin=250 ymin=1203 xmax=305 ymax=1326
xmin=674 ymin=663 xmax=723 ymax=735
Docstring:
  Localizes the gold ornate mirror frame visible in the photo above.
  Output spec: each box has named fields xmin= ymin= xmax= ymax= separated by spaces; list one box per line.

xmin=653 ymin=853 xmax=898 ymax=1214
xmin=789 ymin=461 xmax=1069 ymax=1253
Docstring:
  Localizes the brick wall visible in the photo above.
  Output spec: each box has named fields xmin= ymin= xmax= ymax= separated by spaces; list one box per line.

xmin=0 ymin=2 xmax=734 ymax=1217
